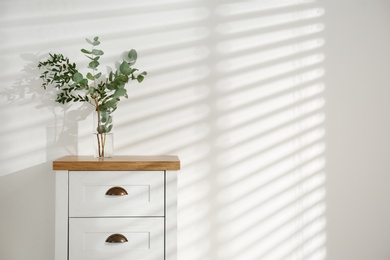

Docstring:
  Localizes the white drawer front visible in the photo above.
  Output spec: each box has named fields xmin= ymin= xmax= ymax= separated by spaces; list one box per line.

xmin=69 ymin=171 xmax=164 ymax=217
xmin=69 ymin=218 xmax=164 ymax=260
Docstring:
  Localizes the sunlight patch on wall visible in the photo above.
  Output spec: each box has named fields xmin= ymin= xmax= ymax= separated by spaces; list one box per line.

xmin=217 ymin=8 xmax=324 ymax=34
xmin=216 ymin=0 xmax=318 ymax=16
xmin=214 ymin=0 xmax=326 ymax=259
xmin=217 ymin=24 xmax=324 ymax=54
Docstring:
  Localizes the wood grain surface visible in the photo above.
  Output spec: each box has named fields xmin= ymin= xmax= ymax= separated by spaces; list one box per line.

xmin=53 ymin=155 xmax=180 ymax=171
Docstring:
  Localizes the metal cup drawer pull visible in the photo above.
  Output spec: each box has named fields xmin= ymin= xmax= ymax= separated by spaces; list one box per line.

xmin=105 ymin=186 xmax=128 ymax=196
xmin=105 ymin=233 xmax=128 ymax=243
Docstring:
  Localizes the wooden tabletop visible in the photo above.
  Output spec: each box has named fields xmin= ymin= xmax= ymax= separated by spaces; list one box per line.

xmin=53 ymin=155 xmax=180 ymax=171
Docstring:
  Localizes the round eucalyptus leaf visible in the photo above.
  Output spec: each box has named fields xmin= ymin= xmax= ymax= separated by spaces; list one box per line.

xmin=127 ymin=49 xmax=137 ymax=65
xmin=73 ymin=72 xmax=83 ymax=83
xmin=88 ymin=60 xmax=99 ymax=69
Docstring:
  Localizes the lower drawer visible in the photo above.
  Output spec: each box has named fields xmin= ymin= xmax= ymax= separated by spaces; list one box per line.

xmin=69 ymin=217 xmax=164 ymax=260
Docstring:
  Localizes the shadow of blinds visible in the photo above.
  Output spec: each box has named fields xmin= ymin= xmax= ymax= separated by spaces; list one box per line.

xmin=114 ymin=1 xmax=327 ymax=259
xmin=213 ymin=1 xmax=326 ymax=259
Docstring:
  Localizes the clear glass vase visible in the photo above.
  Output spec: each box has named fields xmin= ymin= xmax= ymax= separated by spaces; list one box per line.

xmin=93 ymin=110 xmax=114 ymax=158
xmin=93 ymin=133 xmax=113 ymax=158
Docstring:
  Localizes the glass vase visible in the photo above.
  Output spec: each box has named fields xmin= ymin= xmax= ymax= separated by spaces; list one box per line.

xmin=93 ymin=133 xmax=113 ymax=158
xmin=93 ymin=110 xmax=114 ymax=158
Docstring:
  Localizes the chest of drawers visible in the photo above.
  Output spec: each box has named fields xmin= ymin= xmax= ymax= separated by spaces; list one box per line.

xmin=53 ymin=155 xmax=180 ymax=260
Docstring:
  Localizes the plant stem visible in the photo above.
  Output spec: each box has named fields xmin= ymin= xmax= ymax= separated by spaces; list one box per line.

xmin=91 ymin=48 xmax=105 ymax=157
xmin=96 ymin=133 xmax=102 ymax=157
xmin=101 ymin=133 xmax=106 ymax=157
xmin=94 ymin=98 xmax=103 ymax=157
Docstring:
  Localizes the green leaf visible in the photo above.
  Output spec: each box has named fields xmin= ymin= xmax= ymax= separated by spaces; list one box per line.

xmin=88 ymin=60 xmax=99 ymax=69
xmin=81 ymin=79 xmax=88 ymax=87
xmin=107 ymin=116 xmax=113 ymax=124
xmin=119 ymin=61 xmax=131 ymax=75
xmin=101 ymin=99 xmax=118 ymax=112
xmin=137 ymin=74 xmax=144 ymax=83
xmin=106 ymin=83 xmax=116 ymax=90
xmin=96 ymin=125 xmax=105 ymax=133
xmin=73 ymin=72 xmax=83 ymax=83
xmin=127 ymin=49 xmax=137 ymax=65
xmin=95 ymin=72 xmax=102 ymax=79
xmin=114 ymin=87 xmax=127 ymax=98
xmin=101 ymin=115 xmax=107 ymax=123
xmin=92 ymin=49 xmax=104 ymax=56
xmin=86 ymin=38 xmax=93 ymax=45
xmin=86 ymin=37 xmax=100 ymax=46
xmin=81 ymin=49 xmax=92 ymax=54
xmin=86 ymin=73 xmax=95 ymax=80
xmin=106 ymin=124 xmax=113 ymax=133
xmin=115 ymin=74 xmax=128 ymax=84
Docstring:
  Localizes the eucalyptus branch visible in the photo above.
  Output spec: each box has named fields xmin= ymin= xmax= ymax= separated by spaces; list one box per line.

xmin=37 ymin=36 xmax=147 ymax=117
xmin=37 ymin=36 xmax=147 ymax=157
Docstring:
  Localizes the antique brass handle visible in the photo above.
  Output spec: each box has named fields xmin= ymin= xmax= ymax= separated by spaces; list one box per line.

xmin=105 ymin=186 xmax=128 ymax=196
xmin=105 ymin=233 xmax=128 ymax=243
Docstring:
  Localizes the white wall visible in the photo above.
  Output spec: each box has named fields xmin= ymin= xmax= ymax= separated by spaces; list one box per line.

xmin=325 ymin=1 xmax=390 ymax=259
xmin=0 ymin=0 xmax=389 ymax=259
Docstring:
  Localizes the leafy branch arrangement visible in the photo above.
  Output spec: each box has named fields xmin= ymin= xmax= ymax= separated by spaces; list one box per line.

xmin=37 ymin=36 xmax=147 ymax=157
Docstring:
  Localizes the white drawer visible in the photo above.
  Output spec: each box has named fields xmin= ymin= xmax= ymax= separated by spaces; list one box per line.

xmin=69 ymin=171 xmax=164 ymax=217
xmin=69 ymin=217 xmax=164 ymax=260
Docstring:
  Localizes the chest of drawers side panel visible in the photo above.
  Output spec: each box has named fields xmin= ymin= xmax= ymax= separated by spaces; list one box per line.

xmin=166 ymin=171 xmax=178 ymax=260
xmin=55 ymin=170 xmax=68 ymax=260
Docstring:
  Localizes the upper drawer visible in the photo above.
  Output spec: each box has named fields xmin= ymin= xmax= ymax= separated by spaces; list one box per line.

xmin=69 ymin=171 xmax=164 ymax=217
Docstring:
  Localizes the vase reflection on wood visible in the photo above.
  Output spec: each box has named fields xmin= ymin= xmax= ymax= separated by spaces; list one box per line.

xmin=94 ymin=110 xmax=114 ymax=157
